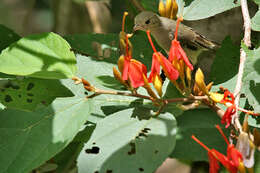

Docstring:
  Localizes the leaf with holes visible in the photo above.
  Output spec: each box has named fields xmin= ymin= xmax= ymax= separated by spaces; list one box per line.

xmin=0 ymin=32 xmax=77 ymax=79
xmin=242 ymin=45 xmax=260 ymax=113
xmin=0 ymin=97 xmax=92 ymax=173
xmin=61 ymin=54 xmax=156 ymax=123
xmin=77 ymin=109 xmax=177 ymax=173
xmin=170 ymin=109 xmax=228 ymax=161
xmin=0 ymin=78 xmax=73 ymax=111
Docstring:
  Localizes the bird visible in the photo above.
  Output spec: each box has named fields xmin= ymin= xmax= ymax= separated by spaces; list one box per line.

xmin=133 ymin=11 xmax=219 ymax=66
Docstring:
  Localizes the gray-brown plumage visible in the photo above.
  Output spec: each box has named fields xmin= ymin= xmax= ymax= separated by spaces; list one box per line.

xmin=134 ymin=11 xmax=219 ymax=65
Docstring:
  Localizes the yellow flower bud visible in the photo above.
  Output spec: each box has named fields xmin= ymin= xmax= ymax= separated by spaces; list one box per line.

xmin=170 ymin=0 xmax=178 ymax=19
xmin=158 ymin=0 xmax=166 ymax=17
xmin=165 ymin=0 xmax=173 ymax=18
xmin=153 ymin=74 xmax=163 ymax=97
xmin=195 ymin=68 xmax=208 ymax=95
xmin=118 ymin=55 xmax=125 ymax=74
xmin=209 ymin=92 xmax=224 ymax=103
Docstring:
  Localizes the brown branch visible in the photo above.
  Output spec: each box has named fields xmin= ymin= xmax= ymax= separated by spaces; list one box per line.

xmin=165 ymin=96 xmax=208 ymax=103
xmin=233 ymin=0 xmax=251 ymax=133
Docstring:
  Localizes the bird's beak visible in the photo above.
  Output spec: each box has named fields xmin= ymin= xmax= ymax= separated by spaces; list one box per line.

xmin=133 ymin=24 xmax=143 ymax=32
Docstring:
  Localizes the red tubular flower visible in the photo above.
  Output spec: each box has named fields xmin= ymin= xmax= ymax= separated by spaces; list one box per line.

xmin=191 ymin=125 xmax=244 ymax=173
xmin=221 ymin=105 xmax=236 ymax=128
xmin=168 ymin=18 xmax=194 ymax=70
xmin=146 ymin=31 xmax=179 ymax=82
xmin=219 ymin=90 xmax=237 ymax=128
xmin=121 ymin=36 xmax=147 ymax=88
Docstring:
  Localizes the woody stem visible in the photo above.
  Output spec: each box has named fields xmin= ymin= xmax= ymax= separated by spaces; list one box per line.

xmin=233 ymin=0 xmax=251 ymax=133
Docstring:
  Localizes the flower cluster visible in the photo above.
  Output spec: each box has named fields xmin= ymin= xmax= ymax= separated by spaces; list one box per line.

xmin=114 ymin=12 xmax=194 ymax=98
xmin=192 ymin=125 xmax=245 ymax=173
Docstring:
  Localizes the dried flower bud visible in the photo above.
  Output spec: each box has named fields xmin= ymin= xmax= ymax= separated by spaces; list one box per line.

xmin=84 ymin=85 xmax=94 ymax=92
xmin=82 ymin=78 xmax=91 ymax=87
xmin=236 ymin=132 xmax=255 ymax=168
xmin=253 ymin=128 xmax=260 ymax=149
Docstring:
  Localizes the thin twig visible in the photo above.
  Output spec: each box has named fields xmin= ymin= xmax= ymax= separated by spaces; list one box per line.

xmin=233 ymin=0 xmax=251 ymax=133
xmin=165 ymin=95 xmax=208 ymax=103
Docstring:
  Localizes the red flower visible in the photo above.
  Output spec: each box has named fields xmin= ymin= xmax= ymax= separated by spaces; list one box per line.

xmin=191 ymin=125 xmax=243 ymax=173
xmin=146 ymin=31 xmax=179 ymax=82
xmin=168 ymin=18 xmax=194 ymax=70
xmin=121 ymin=36 xmax=147 ymax=88
xmin=219 ymin=90 xmax=237 ymax=128
xmin=221 ymin=105 xmax=236 ymax=128
xmin=122 ymin=57 xmax=147 ymax=88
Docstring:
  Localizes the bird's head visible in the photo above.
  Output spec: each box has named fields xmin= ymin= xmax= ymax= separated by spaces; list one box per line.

xmin=134 ymin=11 xmax=161 ymax=32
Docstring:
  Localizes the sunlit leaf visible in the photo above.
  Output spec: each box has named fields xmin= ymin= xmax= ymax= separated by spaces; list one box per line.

xmin=0 ymin=32 xmax=77 ymax=79
xmin=77 ymin=109 xmax=177 ymax=173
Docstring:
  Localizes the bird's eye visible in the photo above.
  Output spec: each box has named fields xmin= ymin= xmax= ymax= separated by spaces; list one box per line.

xmin=145 ymin=19 xmax=150 ymax=24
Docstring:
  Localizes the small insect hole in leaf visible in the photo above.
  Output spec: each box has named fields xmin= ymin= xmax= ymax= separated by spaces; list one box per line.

xmin=27 ymin=99 xmax=33 ymax=103
xmin=106 ymin=170 xmax=112 ymax=173
xmin=84 ymin=91 xmax=88 ymax=95
xmin=11 ymin=85 xmax=20 ymax=90
xmin=4 ymin=95 xmax=13 ymax=102
xmin=27 ymin=93 xmax=34 ymax=97
xmin=127 ymin=142 xmax=136 ymax=155
xmin=139 ymin=168 xmax=144 ymax=172
xmin=27 ymin=83 xmax=35 ymax=91
xmin=85 ymin=146 xmax=100 ymax=154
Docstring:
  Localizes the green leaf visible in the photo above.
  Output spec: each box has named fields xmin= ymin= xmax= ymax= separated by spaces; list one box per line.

xmin=0 ymin=78 xmax=73 ymax=111
xmin=139 ymin=0 xmax=159 ymax=12
xmin=252 ymin=10 xmax=260 ymax=32
xmin=253 ymin=0 xmax=260 ymax=5
xmin=0 ymin=97 xmax=92 ymax=173
xmin=53 ymin=123 xmax=96 ymax=173
xmin=210 ymin=37 xmax=240 ymax=84
xmin=183 ymin=0 xmax=240 ymax=20
xmin=243 ymin=46 xmax=260 ymax=112
xmin=0 ymin=24 xmax=20 ymax=52
xmin=0 ymin=32 xmax=77 ymax=79
xmin=77 ymin=109 xmax=177 ymax=173
xmin=65 ymin=32 xmax=156 ymax=68
xmin=170 ymin=109 xmax=228 ymax=161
